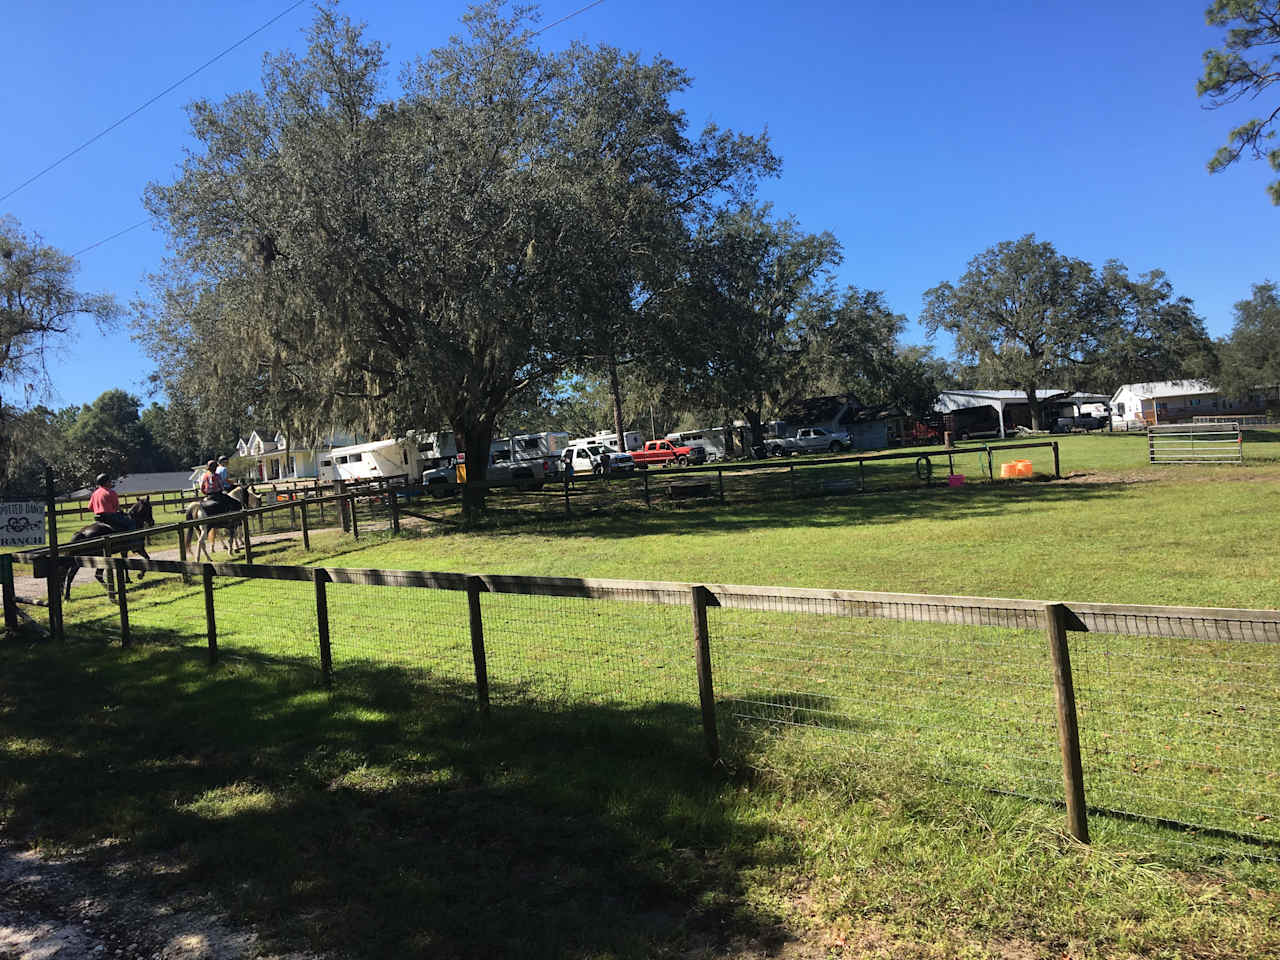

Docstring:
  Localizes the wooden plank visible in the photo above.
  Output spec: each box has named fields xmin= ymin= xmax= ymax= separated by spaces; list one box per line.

xmin=1 ymin=555 xmax=18 ymax=630
xmin=1045 ymin=603 xmax=1089 ymax=843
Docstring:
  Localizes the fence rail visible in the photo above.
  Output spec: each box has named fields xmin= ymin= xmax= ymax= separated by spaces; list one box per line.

xmin=7 ymin=552 xmax=1278 ymax=859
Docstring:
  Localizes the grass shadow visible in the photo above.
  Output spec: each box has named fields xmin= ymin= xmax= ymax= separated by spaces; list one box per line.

xmin=0 ymin=630 xmax=796 ymax=959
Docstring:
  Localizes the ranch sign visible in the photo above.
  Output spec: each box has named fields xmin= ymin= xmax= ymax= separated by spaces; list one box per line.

xmin=0 ymin=501 xmax=46 ymax=548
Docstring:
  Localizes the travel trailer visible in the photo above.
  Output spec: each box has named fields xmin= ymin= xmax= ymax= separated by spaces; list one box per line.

xmin=572 ymin=430 xmax=644 ymax=452
xmin=322 ymin=438 xmax=419 ymax=483
xmin=665 ymin=428 xmax=727 ymax=461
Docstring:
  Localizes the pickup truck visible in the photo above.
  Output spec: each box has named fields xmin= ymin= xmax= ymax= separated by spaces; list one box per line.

xmin=422 ymin=453 xmax=558 ymax=498
xmin=766 ymin=427 xmax=850 ymax=457
xmin=630 ymin=439 xmax=706 ymax=469
xmin=560 ymin=442 xmax=636 ymax=475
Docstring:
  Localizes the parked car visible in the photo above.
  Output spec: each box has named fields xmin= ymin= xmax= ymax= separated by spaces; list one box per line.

xmin=767 ymin=427 xmax=851 ymax=456
xmin=630 ymin=439 xmax=707 ymax=469
xmin=560 ymin=442 xmax=636 ymax=476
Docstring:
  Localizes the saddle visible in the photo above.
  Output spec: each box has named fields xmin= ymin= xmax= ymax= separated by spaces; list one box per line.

xmin=97 ymin=514 xmax=136 ymax=532
xmin=200 ymin=493 xmax=239 ymax=514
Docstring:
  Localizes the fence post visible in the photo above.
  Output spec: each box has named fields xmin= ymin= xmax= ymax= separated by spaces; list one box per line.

xmin=788 ymin=463 xmax=795 ymax=499
xmin=467 ymin=576 xmax=490 ymax=715
xmin=718 ymin=468 xmax=725 ymax=504
xmin=45 ymin=467 xmax=64 ymax=642
xmin=691 ymin=584 xmax=720 ymax=762
xmin=563 ymin=475 xmax=571 ymax=517
xmin=177 ymin=523 xmax=190 ymax=585
xmin=986 ymin=446 xmax=994 ymax=481
xmin=388 ymin=485 xmax=401 ymax=534
xmin=1 ymin=555 xmax=18 ymax=631
xmin=1045 ymin=602 xmax=1089 ymax=843
xmin=349 ymin=496 xmax=360 ymax=540
xmin=114 ymin=558 xmax=130 ymax=648
xmin=242 ymin=516 xmax=253 ymax=565
xmin=300 ymin=501 xmax=311 ymax=551
xmin=202 ymin=565 xmax=217 ymax=664
xmin=336 ymin=480 xmax=349 ymax=532
xmin=643 ymin=470 xmax=651 ymax=509
xmin=1052 ymin=441 xmax=1061 ymax=479
xmin=314 ymin=571 xmax=333 ymax=688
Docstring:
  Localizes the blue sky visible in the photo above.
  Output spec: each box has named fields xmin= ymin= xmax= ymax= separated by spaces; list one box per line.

xmin=2 ymin=0 xmax=1275 ymax=411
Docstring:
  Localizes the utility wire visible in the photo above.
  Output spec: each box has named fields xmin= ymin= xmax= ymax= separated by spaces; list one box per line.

xmin=65 ymin=0 xmax=610 ymax=259
xmin=0 ymin=0 xmax=310 ymax=204
xmin=72 ymin=218 xmax=152 ymax=257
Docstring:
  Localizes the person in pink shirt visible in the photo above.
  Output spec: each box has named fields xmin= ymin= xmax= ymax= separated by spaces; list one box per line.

xmin=88 ymin=474 xmax=133 ymax=530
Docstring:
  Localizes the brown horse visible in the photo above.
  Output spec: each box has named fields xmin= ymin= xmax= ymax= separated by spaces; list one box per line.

xmin=62 ymin=497 xmax=155 ymax=600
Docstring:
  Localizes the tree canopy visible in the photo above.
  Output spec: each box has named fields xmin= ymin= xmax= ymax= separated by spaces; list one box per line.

xmin=921 ymin=235 xmax=1103 ymax=428
xmin=1197 ymin=0 xmax=1280 ymax=203
xmin=139 ymin=2 xmax=774 ymax=512
xmin=1 ymin=217 xmax=118 ymax=491
xmin=1218 ymin=281 xmax=1280 ymax=404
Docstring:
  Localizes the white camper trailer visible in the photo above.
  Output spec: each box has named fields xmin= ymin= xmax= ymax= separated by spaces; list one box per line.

xmin=326 ymin=438 xmax=418 ymax=482
xmin=508 ymin=431 xmax=569 ymax=460
xmin=415 ymin=431 xmax=458 ymax=472
xmin=574 ymin=430 xmax=644 ymax=452
xmin=665 ymin=428 xmax=726 ymax=462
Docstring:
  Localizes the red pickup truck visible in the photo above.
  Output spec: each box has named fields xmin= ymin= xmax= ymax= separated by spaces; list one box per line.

xmin=630 ymin=439 xmax=706 ymax=469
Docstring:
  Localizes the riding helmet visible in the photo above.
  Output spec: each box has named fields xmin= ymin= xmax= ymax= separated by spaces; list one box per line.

xmin=206 ymin=459 xmax=217 ymax=470
xmin=96 ymin=473 xmax=110 ymax=486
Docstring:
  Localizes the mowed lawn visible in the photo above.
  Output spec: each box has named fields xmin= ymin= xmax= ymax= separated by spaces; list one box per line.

xmin=3 ymin=431 xmax=1280 ymax=959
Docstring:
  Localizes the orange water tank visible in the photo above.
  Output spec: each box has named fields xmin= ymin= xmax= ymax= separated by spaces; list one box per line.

xmin=999 ymin=462 xmax=1017 ymax=478
xmin=1014 ymin=459 xmax=1033 ymax=478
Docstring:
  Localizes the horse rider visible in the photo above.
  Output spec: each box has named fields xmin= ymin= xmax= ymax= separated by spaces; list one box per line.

xmin=215 ymin=455 xmax=231 ymax=489
xmin=199 ymin=460 xmax=238 ymax=511
xmin=89 ymin=474 xmax=135 ymax=531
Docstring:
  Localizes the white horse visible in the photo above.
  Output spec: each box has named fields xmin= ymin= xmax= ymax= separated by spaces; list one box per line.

xmin=183 ymin=485 xmax=260 ymax=561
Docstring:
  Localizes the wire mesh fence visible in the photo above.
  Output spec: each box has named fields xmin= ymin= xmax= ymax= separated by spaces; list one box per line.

xmin=708 ymin=597 xmax=1064 ymax=804
xmin=1072 ymin=626 xmax=1280 ymax=859
xmin=9 ymin=554 xmax=1279 ymax=863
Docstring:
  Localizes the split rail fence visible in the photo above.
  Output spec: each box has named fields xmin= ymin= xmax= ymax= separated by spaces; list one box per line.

xmin=5 ymin=551 xmax=1278 ymax=862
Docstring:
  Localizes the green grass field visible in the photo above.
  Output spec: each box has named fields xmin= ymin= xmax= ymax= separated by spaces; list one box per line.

xmin=3 ymin=432 xmax=1280 ymax=958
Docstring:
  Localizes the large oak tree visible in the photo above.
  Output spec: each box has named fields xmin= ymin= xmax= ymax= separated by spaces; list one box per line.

xmin=140 ymin=3 xmax=771 ymax=515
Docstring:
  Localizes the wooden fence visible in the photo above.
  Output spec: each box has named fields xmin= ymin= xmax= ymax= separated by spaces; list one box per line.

xmin=6 ymin=551 xmax=1279 ymax=854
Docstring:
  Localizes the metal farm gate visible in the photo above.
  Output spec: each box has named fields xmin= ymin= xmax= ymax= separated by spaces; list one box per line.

xmin=1147 ymin=422 xmax=1243 ymax=464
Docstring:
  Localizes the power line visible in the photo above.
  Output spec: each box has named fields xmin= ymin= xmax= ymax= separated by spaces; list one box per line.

xmin=1 ymin=0 xmax=310 ymax=205
xmin=67 ymin=0 xmax=610 ymax=260
xmin=72 ymin=219 xmax=152 ymax=258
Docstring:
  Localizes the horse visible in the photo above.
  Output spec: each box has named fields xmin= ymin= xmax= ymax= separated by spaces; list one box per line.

xmin=62 ymin=497 xmax=155 ymax=600
xmin=183 ymin=485 xmax=260 ymax=561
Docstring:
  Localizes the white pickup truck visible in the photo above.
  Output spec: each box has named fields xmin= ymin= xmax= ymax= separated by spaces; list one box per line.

xmin=422 ymin=452 xmax=558 ymax=498
xmin=560 ymin=441 xmax=636 ymax=476
xmin=766 ymin=427 xmax=851 ymax=457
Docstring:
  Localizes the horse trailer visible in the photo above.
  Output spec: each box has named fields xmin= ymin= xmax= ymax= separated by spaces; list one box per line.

xmin=665 ymin=428 xmax=726 ymax=462
xmin=572 ymin=430 xmax=644 ymax=452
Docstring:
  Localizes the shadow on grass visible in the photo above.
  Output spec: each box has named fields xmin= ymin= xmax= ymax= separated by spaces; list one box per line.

xmin=0 ymin=628 xmax=795 ymax=959
xmin=388 ymin=474 xmax=1134 ymax=545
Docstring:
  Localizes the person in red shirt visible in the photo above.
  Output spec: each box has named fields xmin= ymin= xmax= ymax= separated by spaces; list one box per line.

xmin=89 ymin=474 xmax=133 ymax=530
xmin=199 ymin=460 xmax=236 ymax=510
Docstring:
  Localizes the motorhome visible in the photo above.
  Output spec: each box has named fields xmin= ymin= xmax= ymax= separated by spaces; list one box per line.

xmin=573 ymin=430 xmax=644 ymax=452
xmin=665 ymin=428 xmax=726 ymax=462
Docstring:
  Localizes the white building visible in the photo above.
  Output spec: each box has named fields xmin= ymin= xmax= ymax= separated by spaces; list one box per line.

xmin=1107 ymin=380 xmax=1276 ymax=427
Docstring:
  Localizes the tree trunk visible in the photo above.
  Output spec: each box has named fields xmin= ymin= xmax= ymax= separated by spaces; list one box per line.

xmin=1025 ymin=387 xmax=1042 ymax=431
xmin=744 ymin=409 xmax=764 ymax=454
xmin=459 ymin=417 xmax=495 ymax=522
xmin=608 ymin=351 xmax=626 ymax=452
